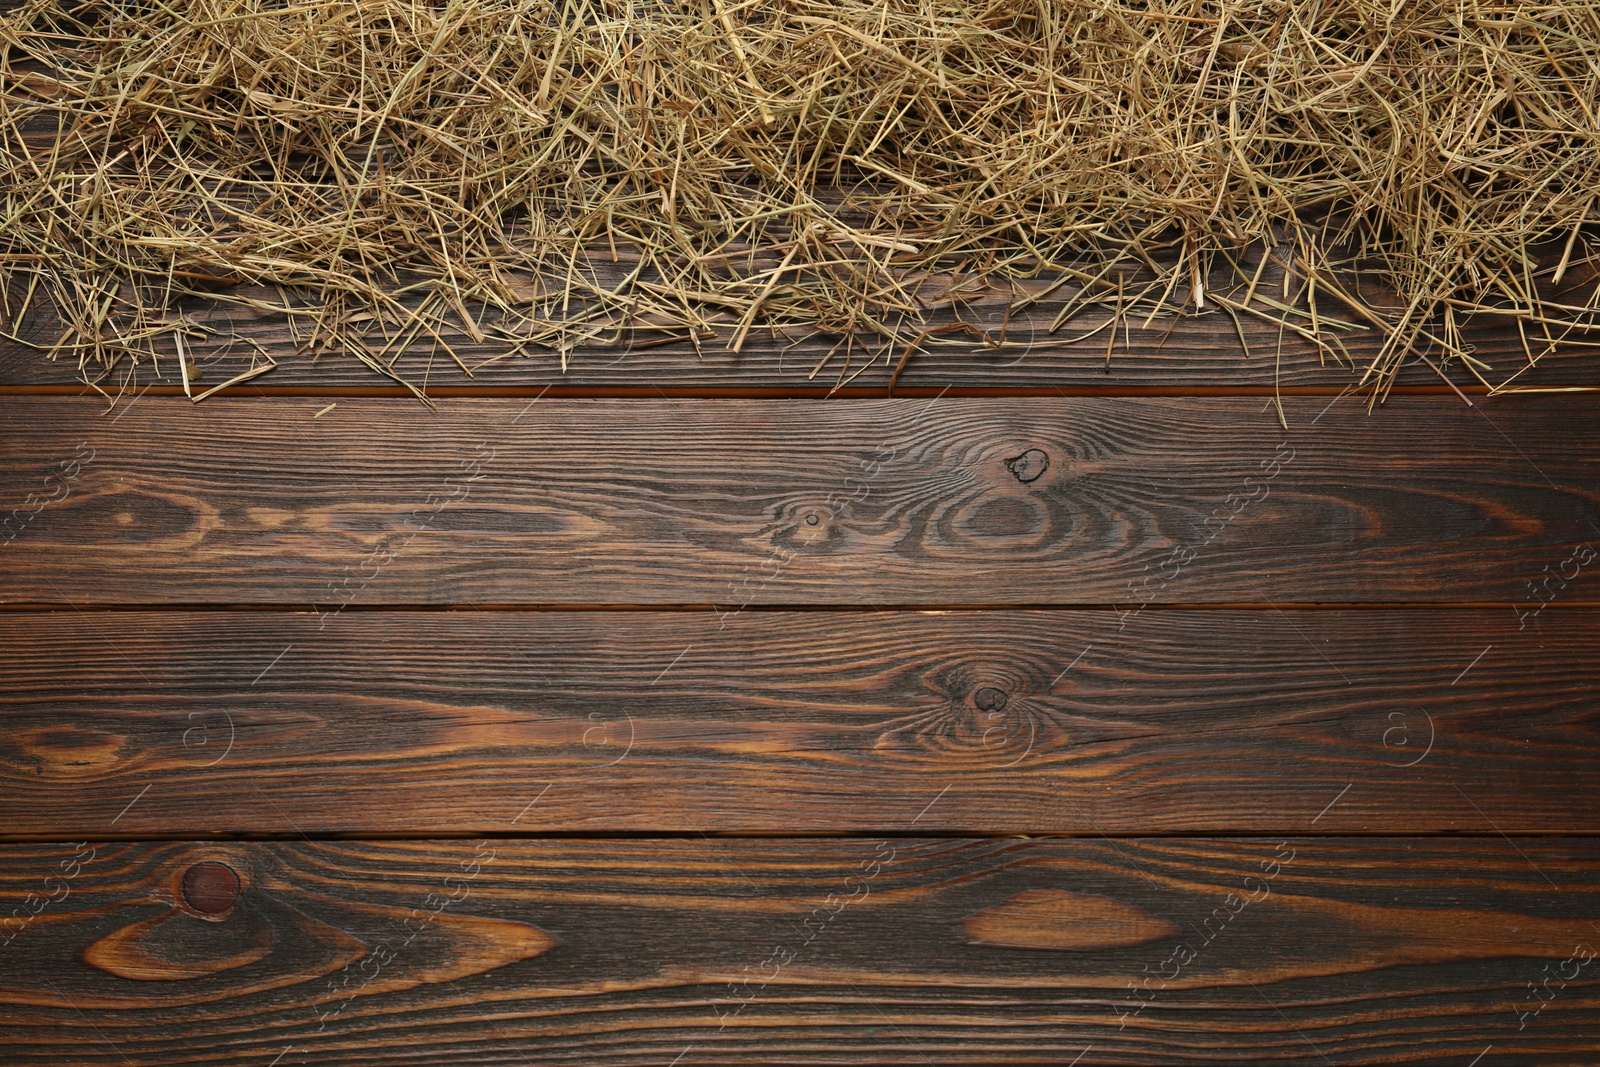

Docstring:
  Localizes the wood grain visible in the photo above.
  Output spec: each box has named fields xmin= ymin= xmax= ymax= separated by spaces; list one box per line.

xmin=3 ymin=837 xmax=1598 ymax=1064
xmin=0 ymin=609 xmax=1595 ymax=835
xmin=4 ymin=269 xmax=1598 ymax=392
xmin=1 ymin=395 xmax=1596 ymax=606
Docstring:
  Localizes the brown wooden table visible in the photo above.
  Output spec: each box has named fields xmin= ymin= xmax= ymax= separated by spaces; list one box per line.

xmin=2 ymin=294 xmax=1598 ymax=1063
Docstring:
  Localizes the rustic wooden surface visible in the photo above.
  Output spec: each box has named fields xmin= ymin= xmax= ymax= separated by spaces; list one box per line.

xmin=5 ymin=277 xmax=1598 ymax=393
xmin=4 ymin=838 xmax=1600 ymax=1064
xmin=1 ymin=396 xmax=1596 ymax=606
xmin=3 ymin=316 xmax=1599 ymax=1063
xmin=2 ymin=609 xmax=1597 ymax=836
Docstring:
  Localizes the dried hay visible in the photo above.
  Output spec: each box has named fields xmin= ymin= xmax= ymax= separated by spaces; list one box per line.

xmin=2 ymin=0 xmax=1598 ymax=404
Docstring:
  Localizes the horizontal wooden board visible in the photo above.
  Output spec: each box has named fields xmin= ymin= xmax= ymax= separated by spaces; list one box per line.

xmin=1 ymin=395 xmax=1595 ymax=606
xmin=4 ymin=278 xmax=1597 ymax=391
xmin=2 ymin=837 xmax=1598 ymax=1063
xmin=1 ymin=609 xmax=1595 ymax=835
xmin=3 ymin=395 xmax=1600 ymax=607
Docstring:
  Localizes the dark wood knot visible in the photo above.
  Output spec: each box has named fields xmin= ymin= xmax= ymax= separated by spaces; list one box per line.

xmin=1005 ymin=449 xmax=1050 ymax=483
xmin=974 ymin=686 xmax=1010 ymax=713
xmin=182 ymin=861 xmax=240 ymax=914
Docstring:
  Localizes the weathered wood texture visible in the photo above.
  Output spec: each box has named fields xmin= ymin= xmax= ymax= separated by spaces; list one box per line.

xmin=1 ymin=609 xmax=1593 ymax=836
xmin=2 ymin=396 xmax=1595 ymax=606
xmin=4 ymin=288 xmax=1598 ymax=1065
xmin=2 ymin=838 xmax=1597 ymax=1064
xmin=4 ymin=280 xmax=1596 ymax=391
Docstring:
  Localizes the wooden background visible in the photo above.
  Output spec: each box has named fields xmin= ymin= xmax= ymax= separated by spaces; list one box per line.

xmin=2 ymin=285 xmax=1599 ymax=1064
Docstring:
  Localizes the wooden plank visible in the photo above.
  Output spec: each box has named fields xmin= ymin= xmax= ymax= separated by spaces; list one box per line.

xmin=4 ymin=281 xmax=1597 ymax=391
xmin=2 ymin=837 xmax=1597 ymax=1063
xmin=1 ymin=395 xmax=1595 ymax=606
xmin=1 ymin=609 xmax=1595 ymax=835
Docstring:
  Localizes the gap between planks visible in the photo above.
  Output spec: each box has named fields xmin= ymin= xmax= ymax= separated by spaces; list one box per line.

xmin=5 ymin=830 xmax=1600 ymax=845
xmin=1 ymin=601 xmax=1597 ymax=612
xmin=0 ymin=383 xmax=1545 ymax=399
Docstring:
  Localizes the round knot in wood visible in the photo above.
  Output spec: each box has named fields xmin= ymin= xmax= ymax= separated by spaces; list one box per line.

xmin=1005 ymin=449 xmax=1050 ymax=483
xmin=182 ymin=862 xmax=240 ymax=914
xmin=974 ymin=686 xmax=1010 ymax=713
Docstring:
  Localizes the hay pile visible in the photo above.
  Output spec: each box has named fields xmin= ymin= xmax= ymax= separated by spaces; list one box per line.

xmin=2 ymin=0 xmax=1598 ymax=400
